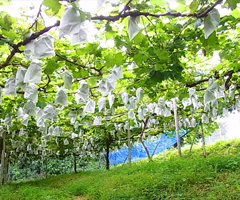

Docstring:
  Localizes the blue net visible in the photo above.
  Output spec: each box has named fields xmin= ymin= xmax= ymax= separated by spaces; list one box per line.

xmin=109 ymin=129 xmax=190 ymax=165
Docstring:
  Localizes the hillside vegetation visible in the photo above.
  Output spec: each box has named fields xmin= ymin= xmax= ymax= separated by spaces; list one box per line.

xmin=1 ymin=139 xmax=240 ymax=200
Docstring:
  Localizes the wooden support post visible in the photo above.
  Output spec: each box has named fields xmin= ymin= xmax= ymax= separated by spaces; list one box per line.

xmin=74 ymin=153 xmax=77 ymax=173
xmin=201 ymin=123 xmax=207 ymax=158
xmin=128 ymin=128 xmax=131 ymax=164
xmin=105 ymin=137 xmax=110 ymax=170
xmin=173 ymin=98 xmax=181 ymax=157
xmin=0 ymin=131 xmax=6 ymax=185
xmin=3 ymin=152 xmax=8 ymax=182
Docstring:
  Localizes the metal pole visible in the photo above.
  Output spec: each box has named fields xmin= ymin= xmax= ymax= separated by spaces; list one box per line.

xmin=128 ymin=128 xmax=131 ymax=164
xmin=201 ymin=123 xmax=207 ymax=158
xmin=173 ymin=98 xmax=181 ymax=157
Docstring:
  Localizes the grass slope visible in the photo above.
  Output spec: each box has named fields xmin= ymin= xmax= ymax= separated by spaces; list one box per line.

xmin=1 ymin=139 xmax=240 ymax=200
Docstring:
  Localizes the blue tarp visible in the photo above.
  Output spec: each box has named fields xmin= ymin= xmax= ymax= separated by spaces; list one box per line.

xmin=109 ymin=129 xmax=190 ymax=165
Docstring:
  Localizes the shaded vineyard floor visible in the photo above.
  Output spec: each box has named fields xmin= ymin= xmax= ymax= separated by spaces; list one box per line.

xmin=1 ymin=139 xmax=240 ymax=200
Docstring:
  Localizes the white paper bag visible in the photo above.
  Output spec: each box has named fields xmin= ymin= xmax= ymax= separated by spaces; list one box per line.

xmin=38 ymin=123 xmax=47 ymax=135
xmin=185 ymin=118 xmax=190 ymax=127
xmin=98 ymin=76 xmax=115 ymax=96
xmin=229 ymin=85 xmax=236 ymax=98
xmin=36 ymin=107 xmax=43 ymax=120
xmin=158 ymin=98 xmax=165 ymax=108
xmin=18 ymin=107 xmax=24 ymax=120
xmin=106 ymin=74 xmax=116 ymax=91
xmin=128 ymin=16 xmax=141 ymax=41
xmin=128 ymin=109 xmax=135 ymax=119
xmin=182 ymin=98 xmax=191 ymax=109
xmin=223 ymin=107 xmax=228 ymax=116
xmin=129 ymin=96 xmax=137 ymax=109
xmin=79 ymin=129 xmax=84 ymax=136
xmin=4 ymin=76 xmax=16 ymax=97
xmin=71 ymin=132 xmax=78 ymax=139
xmin=98 ymin=97 xmax=106 ymax=112
xmin=165 ymin=101 xmax=173 ymax=110
xmin=21 ymin=114 xmax=29 ymax=126
xmin=4 ymin=114 xmax=12 ymax=128
xmin=204 ymin=90 xmax=216 ymax=104
xmin=24 ymin=59 xmax=42 ymax=83
xmin=211 ymin=99 xmax=218 ymax=108
xmin=188 ymin=88 xmax=196 ymax=98
xmin=68 ymin=110 xmax=77 ymax=124
xmin=97 ymin=79 xmax=109 ymax=96
xmin=59 ymin=6 xmax=81 ymax=38
xmin=216 ymin=83 xmax=225 ymax=99
xmin=62 ymin=71 xmax=73 ymax=90
xmin=112 ymin=65 xmax=123 ymax=80
xmin=27 ymin=144 xmax=31 ymax=151
xmin=147 ymin=103 xmax=155 ymax=114
xmin=190 ymin=118 xmax=196 ymax=127
xmin=74 ymin=121 xmax=79 ymax=131
xmin=23 ymin=100 xmax=36 ymax=116
xmin=55 ymin=87 xmax=68 ymax=106
xmin=53 ymin=126 xmax=62 ymax=136
xmin=121 ymin=92 xmax=128 ymax=106
xmin=16 ymin=67 xmax=27 ymax=90
xmin=34 ymin=33 xmax=55 ymax=58
xmin=71 ymin=20 xmax=90 ymax=45
xmin=138 ymin=108 xmax=144 ymax=120
xmin=24 ymin=41 xmax=35 ymax=60
xmin=154 ymin=105 xmax=161 ymax=116
xmin=204 ymin=103 xmax=210 ymax=112
xmin=164 ymin=107 xmax=171 ymax=117
xmin=84 ymin=100 xmax=95 ymax=113
xmin=75 ymin=80 xmax=89 ymax=104
xmin=93 ymin=116 xmax=102 ymax=125
xmin=136 ymin=87 xmax=143 ymax=102
xmin=41 ymin=105 xmax=57 ymax=121
xmin=108 ymin=93 xmax=115 ymax=108
xmin=212 ymin=107 xmax=217 ymax=117
xmin=19 ymin=128 xmax=25 ymax=136
xmin=202 ymin=114 xmax=209 ymax=123
xmin=24 ymin=83 xmax=38 ymax=103
xmin=64 ymin=138 xmax=69 ymax=145
xmin=48 ymin=125 xmax=54 ymax=135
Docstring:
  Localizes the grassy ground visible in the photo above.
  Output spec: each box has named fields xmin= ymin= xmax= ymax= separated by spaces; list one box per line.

xmin=1 ymin=139 xmax=240 ymax=200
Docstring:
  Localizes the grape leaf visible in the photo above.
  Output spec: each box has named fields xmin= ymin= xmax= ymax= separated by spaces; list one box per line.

xmin=44 ymin=60 xmax=59 ymax=75
xmin=227 ymin=0 xmax=240 ymax=10
xmin=189 ymin=0 xmax=199 ymax=14
xmin=43 ymin=0 xmax=61 ymax=13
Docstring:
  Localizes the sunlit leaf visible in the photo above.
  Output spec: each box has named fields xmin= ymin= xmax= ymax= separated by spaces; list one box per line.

xmin=189 ymin=0 xmax=199 ymax=14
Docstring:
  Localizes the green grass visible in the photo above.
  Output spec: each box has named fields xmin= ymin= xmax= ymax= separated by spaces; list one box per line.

xmin=1 ymin=139 xmax=240 ymax=200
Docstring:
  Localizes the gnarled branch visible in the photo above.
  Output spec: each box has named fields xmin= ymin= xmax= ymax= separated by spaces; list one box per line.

xmin=0 ymin=21 xmax=60 ymax=70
